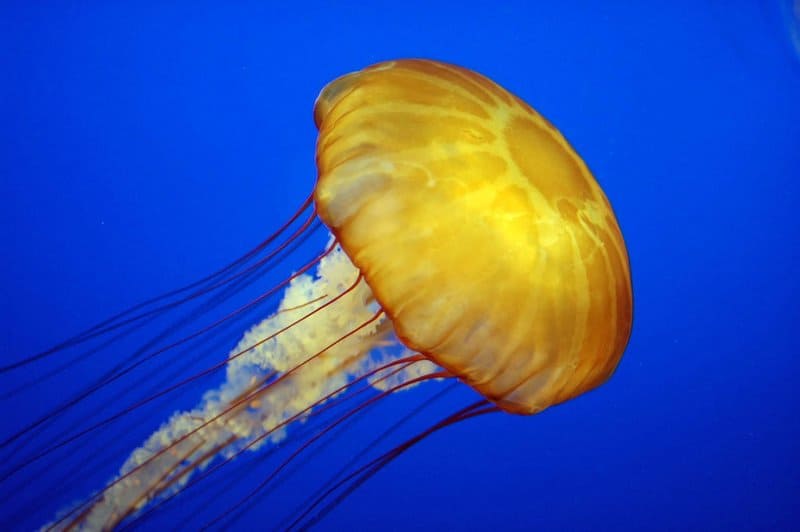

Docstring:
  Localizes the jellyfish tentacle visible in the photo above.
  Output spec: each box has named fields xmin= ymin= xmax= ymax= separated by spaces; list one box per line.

xmin=202 ymin=370 xmax=450 ymax=531
xmin=277 ymin=379 xmax=459 ymax=531
xmin=50 ymin=374 xmax=277 ymax=532
xmin=109 ymin=437 xmax=210 ymax=530
xmin=123 ymin=355 xmax=427 ymax=530
xmin=54 ymin=243 xmax=411 ymax=530
xmin=1 ymin=192 xmax=316 ymax=375
xmin=0 ymin=202 xmax=322 ymax=457
xmin=288 ymin=400 xmax=499 ymax=531
xmin=2 ymin=243 xmax=338 ymax=483
xmin=48 ymin=257 xmax=367 ymax=529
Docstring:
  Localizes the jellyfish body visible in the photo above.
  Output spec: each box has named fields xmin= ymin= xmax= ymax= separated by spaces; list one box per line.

xmin=315 ymin=59 xmax=632 ymax=414
xmin=31 ymin=59 xmax=630 ymax=529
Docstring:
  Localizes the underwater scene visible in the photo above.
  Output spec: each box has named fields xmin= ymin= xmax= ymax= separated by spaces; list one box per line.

xmin=2 ymin=2 xmax=799 ymax=531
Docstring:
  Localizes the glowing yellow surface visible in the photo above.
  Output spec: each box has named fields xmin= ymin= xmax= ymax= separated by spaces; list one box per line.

xmin=314 ymin=59 xmax=632 ymax=414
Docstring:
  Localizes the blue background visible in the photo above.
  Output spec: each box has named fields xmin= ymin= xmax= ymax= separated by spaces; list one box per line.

xmin=2 ymin=1 xmax=799 ymax=530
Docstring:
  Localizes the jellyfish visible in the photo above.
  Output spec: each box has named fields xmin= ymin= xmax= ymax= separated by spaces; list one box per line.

xmin=2 ymin=59 xmax=632 ymax=530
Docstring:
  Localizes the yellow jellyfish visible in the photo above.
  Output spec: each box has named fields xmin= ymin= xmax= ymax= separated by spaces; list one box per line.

xmin=21 ymin=59 xmax=631 ymax=530
xmin=314 ymin=59 xmax=632 ymax=414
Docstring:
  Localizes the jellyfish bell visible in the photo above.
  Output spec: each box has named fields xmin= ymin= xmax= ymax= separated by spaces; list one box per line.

xmin=314 ymin=59 xmax=632 ymax=414
xmin=2 ymin=59 xmax=631 ymax=530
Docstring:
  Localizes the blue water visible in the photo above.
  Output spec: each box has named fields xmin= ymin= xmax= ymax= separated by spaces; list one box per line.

xmin=2 ymin=2 xmax=799 ymax=531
